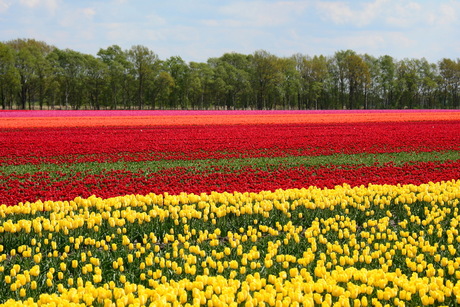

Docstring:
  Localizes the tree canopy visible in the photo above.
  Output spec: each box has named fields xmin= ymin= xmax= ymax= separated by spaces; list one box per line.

xmin=1 ymin=38 xmax=459 ymax=110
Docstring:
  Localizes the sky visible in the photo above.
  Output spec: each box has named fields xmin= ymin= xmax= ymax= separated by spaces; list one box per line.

xmin=0 ymin=0 xmax=459 ymax=63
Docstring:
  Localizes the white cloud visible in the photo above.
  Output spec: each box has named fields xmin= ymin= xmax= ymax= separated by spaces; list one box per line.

xmin=19 ymin=0 xmax=59 ymax=14
xmin=315 ymin=1 xmax=354 ymax=24
xmin=81 ymin=7 xmax=96 ymax=19
xmin=108 ymin=25 xmax=157 ymax=43
xmin=385 ymin=1 xmax=422 ymax=28
xmin=206 ymin=1 xmax=310 ymax=27
xmin=314 ymin=0 xmax=459 ymax=31
xmin=314 ymin=0 xmax=458 ymax=29
xmin=145 ymin=13 xmax=166 ymax=26
xmin=389 ymin=32 xmax=415 ymax=49
xmin=2 ymin=0 xmax=459 ymax=63
xmin=58 ymin=6 xmax=96 ymax=28
xmin=315 ymin=0 xmax=389 ymax=27
xmin=427 ymin=1 xmax=459 ymax=27
xmin=309 ymin=30 xmax=418 ymax=60
xmin=44 ymin=0 xmax=59 ymax=13
xmin=20 ymin=0 xmax=39 ymax=8
xmin=0 ymin=0 xmax=11 ymax=13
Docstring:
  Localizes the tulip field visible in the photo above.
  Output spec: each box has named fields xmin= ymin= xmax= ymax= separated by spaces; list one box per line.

xmin=1 ymin=110 xmax=460 ymax=306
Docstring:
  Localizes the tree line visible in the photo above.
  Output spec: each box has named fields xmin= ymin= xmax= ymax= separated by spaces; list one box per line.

xmin=1 ymin=38 xmax=459 ymax=110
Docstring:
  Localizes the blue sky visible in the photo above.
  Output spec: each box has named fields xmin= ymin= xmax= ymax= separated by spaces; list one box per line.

xmin=1 ymin=0 xmax=459 ymax=63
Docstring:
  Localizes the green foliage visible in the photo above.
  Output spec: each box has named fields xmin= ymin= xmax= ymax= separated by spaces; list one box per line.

xmin=2 ymin=150 xmax=458 ymax=176
xmin=1 ymin=38 xmax=460 ymax=110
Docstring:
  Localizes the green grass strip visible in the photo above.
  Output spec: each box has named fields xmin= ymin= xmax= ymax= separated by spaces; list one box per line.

xmin=1 ymin=150 xmax=459 ymax=176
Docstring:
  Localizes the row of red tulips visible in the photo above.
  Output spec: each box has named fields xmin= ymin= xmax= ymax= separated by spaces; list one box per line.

xmin=1 ymin=121 xmax=459 ymax=166
xmin=2 ymin=160 xmax=459 ymax=206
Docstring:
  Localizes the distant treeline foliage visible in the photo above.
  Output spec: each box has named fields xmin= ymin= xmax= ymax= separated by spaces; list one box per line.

xmin=1 ymin=38 xmax=459 ymax=110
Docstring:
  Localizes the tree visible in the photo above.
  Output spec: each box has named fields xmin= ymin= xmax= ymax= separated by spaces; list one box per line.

xmin=128 ymin=45 xmax=159 ymax=109
xmin=188 ymin=62 xmax=214 ymax=109
xmin=416 ymin=58 xmax=438 ymax=108
xmin=98 ymin=45 xmax=133 ymax=109
xmin=49 ymin=48 xmax=86 ymax=109
xmin=208 ymin=63 xmax=231 ymax=109
xmin=164 ymin=56 xmax=190 ymax=109
xmin=149 ymin=70 xmax=175 ymax=110
xmin=344 ymin=53 xmax=370 ymax=109
xmin=298 ymin=55 xmax=329 ymax=109
xmin=361 ymin=54 xmax=379 ymax=109
xmin=395 ymin=59 xmax=420 ymax=109
xmin=376 ymin=55 xmax=397 ymax=108
xmin=329 ymin=50 xmax=370 ymax=109
xmin=330 ymin=50 xmax=354 ymax=109
xmin=83 ymin=54 xmax=107 ymax=110
xmin=0 ymin=43 xmax=20 ymax=109
xmin=5 ymin=39 xmax=56 ymax=109
xmin=209 ymin=53 xmax=252 ymax=109
xmin=30 ymin=40 xmax=55 ymax=110
xmin=250 ymin=50 xmax=284 ymax=110
xmin=439 ymin=58 xmax=460 ymax=108
xmin=273 ymin=57 xmax=299 ymax=109
xmin=7 ymin=39 xmax=35 ymax=109
xmin=1 ymin=37 xmax=459 ymax=110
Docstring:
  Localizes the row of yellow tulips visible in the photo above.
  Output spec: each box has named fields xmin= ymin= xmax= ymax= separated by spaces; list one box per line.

xmin=1 ymin=180 xmax=460 ymax=306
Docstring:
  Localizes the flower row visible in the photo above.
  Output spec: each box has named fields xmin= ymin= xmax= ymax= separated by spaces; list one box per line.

xmin=2 ymin=161 xmax=460 ymax=206
xmin=1 ymin=181 xmax=460 ymax=305
xmin=2 ymin=110 xmax=460 ymax=129
xmin=1 ymin=109 xmax=456 ymax=118
xmin=1 ymin=121 xmax=459 ymax=166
